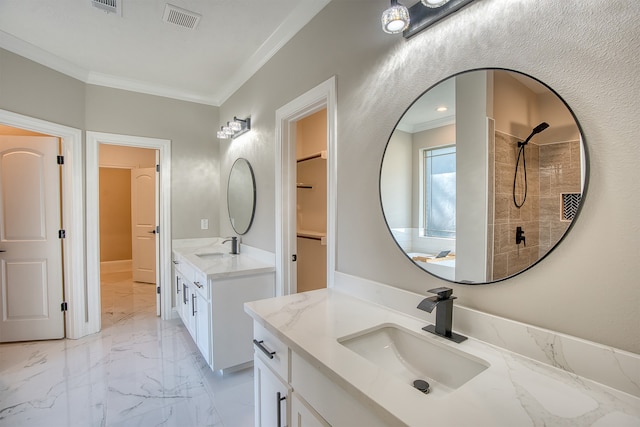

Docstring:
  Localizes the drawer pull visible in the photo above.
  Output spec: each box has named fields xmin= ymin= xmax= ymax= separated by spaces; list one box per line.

xmin=194 ymin=281 xmax=203 ymax=289
xmin=276 ymin=391 xmax=286 ymax=427
xmin=253 ymin=339 xmax=275 ymax=359
xmin=172 ymin=260 xmax=179 ymax=264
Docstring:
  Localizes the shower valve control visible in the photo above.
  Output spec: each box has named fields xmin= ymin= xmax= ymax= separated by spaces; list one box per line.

xmin=516 ymin=226 xmax=526 ymax=246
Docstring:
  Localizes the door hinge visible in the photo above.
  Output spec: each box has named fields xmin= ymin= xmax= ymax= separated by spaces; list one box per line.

xmin=156 ymin=286 xmax=161 ymax=294
xmin=61 ymin=301 xmax=68 ymax=311
xmin=58 ymin=229 xmax=66 ymax=239
xmin=57 ymin=155 xmax=64 ymax=165
xmin=156 ymin=164 xmax=160 ymax=172
xmin=156 ymin=225 xmax=160 ymax=234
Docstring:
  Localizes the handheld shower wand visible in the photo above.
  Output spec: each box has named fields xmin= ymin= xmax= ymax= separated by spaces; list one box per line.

xmin=513 ymin=122 xmax=549 ymax=208
xmin=519 ymin=122 xmax=550 ymax=147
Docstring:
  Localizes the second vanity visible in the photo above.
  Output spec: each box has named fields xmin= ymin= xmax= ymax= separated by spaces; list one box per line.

xmin=245 ymin=274 xmax=640 ymax=426
xmin=172 ymin=238 xmax=275 ymax=371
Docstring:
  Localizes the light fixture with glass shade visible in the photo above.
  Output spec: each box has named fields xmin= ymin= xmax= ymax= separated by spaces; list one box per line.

xmin=217 ymin=116 xmax=252 ymax=140
xmin=381 ymin=0 xmax=410 ymax=34
xmin=421 ymin=0 xmax=451 ymax=7
xmin=382 ymin=0 xmax=476 ymax=38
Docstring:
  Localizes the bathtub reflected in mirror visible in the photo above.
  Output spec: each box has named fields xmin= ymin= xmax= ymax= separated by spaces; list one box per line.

xmin=380 ymin=69 xmax=587 ymax=284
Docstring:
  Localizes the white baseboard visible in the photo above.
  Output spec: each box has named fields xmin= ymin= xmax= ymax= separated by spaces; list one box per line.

xmin=100 ymin=259 xmax=132 ymax=273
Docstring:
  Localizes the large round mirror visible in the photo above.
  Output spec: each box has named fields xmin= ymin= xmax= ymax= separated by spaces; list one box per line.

xmin=380 ymin=69 xmax=587 ymax=284
xmin=228 ymin=158 xmax=256 ymax=235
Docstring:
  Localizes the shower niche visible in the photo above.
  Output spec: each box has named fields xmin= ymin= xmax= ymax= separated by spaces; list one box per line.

xmin=380 ymin=69 xmax=586 ymax=284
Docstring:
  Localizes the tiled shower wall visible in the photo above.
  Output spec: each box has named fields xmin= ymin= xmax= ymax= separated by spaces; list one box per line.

xmin=491 ymin=131 xmax=581 ymax=281
xmin=538 ymin=140 xmax=582 ymax=256
xmin=492 ymin=131 xmax=541 ymax=280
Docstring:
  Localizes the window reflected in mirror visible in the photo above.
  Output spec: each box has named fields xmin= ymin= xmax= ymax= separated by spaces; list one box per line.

xmin=380 ymin=69 xmax=587 ymax=284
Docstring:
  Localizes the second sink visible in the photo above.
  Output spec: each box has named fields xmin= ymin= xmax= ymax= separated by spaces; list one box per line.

xmin=338 ymin=324 xmax=489 ymax=397
xmin=196 ymin=252 xmax=229 ymax=259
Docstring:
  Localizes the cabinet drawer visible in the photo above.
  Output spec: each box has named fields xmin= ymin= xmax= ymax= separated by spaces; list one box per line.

xmin=253 ymin=321 xmax=289 ymax=382
xmin=173 ymin=258 xmax=192 ymax=278
xmin=192 ymin=270 xmax=209 ymax=298
xmin=291 ymin=352 xmax=391 ymax=427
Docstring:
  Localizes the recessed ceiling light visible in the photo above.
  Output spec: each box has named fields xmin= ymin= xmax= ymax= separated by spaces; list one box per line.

xmin=436 ymin=106 xmax=448 ymax=112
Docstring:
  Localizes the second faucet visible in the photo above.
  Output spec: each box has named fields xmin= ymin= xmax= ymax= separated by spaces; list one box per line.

xmin=223 ymin=236 xmax=240 ymax=254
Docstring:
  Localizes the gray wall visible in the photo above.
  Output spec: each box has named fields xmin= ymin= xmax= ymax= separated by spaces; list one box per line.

xmin=86 ymin=86 xmax=220 ymax=238
xmin=219 ymin=0 xmax=640 ymax=354
xmin=0 ymin=48 xmax=220 ymax=240
xmin=0 ymin=49 xmax=85 ymax=129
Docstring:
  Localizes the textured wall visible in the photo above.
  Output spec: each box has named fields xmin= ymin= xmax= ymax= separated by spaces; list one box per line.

xmin=221 ymin=0 xmax=640 ymax=353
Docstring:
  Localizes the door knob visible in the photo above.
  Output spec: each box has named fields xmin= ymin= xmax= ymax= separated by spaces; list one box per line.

xmin=148 ymin=230 xmax=157 ymax=234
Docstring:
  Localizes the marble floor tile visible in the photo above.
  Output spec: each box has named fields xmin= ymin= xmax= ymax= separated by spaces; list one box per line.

xmin=0 ymin=271 xmax=254 ymax=427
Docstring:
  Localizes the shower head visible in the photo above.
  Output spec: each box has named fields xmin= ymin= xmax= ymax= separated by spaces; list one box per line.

xmin=521 ymin=122 xmax=550 ymax=146
xmin=532 ymin=122 xmax=550 ymax=135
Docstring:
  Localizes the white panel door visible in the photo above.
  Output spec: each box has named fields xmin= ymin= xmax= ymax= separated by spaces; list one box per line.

xmin=131 ymin=167 xmax=157 ymax=284
xmin=0 ymin=136 xmax=64 ymax=342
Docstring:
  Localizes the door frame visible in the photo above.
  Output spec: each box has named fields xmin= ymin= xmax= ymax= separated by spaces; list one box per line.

xmin=86 ymin=132 xmax=172 ymax=329
xmin=0 ymin=109 xmax=86 ymax=339
xmin=275 ymin=76 xmax=337 ymax=296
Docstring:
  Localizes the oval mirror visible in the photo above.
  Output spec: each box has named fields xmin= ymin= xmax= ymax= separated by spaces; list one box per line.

xmin=228 ymin=158 xmax=256 ymax=235
xmin=380 ymin=69 xmax=587 ymax=284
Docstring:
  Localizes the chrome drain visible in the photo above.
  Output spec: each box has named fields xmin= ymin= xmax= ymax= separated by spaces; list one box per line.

xmin=413 ymin=379 xmax=430 ymax=394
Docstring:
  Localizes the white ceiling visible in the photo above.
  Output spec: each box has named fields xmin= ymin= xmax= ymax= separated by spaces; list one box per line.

xmin=0 ymin=0 xmax=330 ymax=106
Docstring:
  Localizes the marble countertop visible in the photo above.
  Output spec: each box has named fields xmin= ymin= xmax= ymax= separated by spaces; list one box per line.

xmin=245 ymin=288 xmax=640 ymax=427
xmin=173 ymin=238 xmax=275 ymax=279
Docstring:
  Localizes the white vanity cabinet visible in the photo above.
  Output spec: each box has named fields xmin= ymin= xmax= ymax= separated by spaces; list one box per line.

xmin=191 ymin=274 xmax=211 ymax=364
xmin=252 ymin=322 xmax=336 ymax=427
xmin=290 ymin=393 xmax=329 ymax=427
xmin=254 ymin=356 xmax=291 ymax=427
xmin=173 ymin=255 xmax=210 ymax=364
xmin=172 ymin=242 xmax=276 ymax=372
xmin=253 ymin=322 xmax=292 ymax=427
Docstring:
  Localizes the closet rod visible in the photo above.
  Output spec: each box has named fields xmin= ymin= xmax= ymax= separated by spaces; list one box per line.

xmin=296 ymin=234 xmax=323 ymax=241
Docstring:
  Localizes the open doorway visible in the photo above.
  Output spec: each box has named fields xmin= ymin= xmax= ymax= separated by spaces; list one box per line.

xmin=86 ymin=131 xmax=172 ymax=333
xmin=295 ymin=109 xmax=328 ymax=293
xmin=275 ymin=77 xmax=337 ymax=296
xmin=99 ymin=145 xmax=158 ymax=325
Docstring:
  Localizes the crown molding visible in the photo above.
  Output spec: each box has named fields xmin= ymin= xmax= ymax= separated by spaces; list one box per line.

xmin=215 ymin=0 xmax=331 ymax=105
xmin=396 ymin=115 xmax=455 ymax=133
xmin=0 ymin=30 xmax=89 ymax=82
xmin=1 ymin=0 xmax=331 ymax=107
xmin=86 ymin=72 xmax=217 ymax=106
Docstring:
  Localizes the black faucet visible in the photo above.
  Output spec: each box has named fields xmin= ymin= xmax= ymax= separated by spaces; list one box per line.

xmin=222 ymin=236 xmax=240 ymax=254
xmin=417 ymin=287 xmax=467 ymax=343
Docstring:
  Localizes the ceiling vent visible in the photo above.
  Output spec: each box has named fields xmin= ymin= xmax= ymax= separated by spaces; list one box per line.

xmin=91 ymin=0 xmax=121 ymax=15
xmin=162 ymin=4 xmax=201 ymax=30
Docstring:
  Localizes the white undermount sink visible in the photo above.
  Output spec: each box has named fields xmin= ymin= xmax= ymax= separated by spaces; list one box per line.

xmin=196 ymin=252 xmax=229 ymax=259
xmin=338 ymin=324 xmax=489 ymax=397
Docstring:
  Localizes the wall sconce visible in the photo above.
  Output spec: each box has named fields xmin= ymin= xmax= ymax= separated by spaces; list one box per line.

xmin=381 ymin=0 xmax=476 ymax=39
xmin=217 ymin=116 xmax=251 ymax=139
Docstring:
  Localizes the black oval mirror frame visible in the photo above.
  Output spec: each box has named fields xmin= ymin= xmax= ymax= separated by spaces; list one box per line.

xmin=227 ymin=158 xmax=256 ymax=235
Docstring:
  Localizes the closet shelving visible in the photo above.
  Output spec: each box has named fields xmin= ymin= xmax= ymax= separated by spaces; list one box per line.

xmin=296 ymin=150 xmax=327 ymax=244
xmin=296 ymin=150 xmax=327 ymax=163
